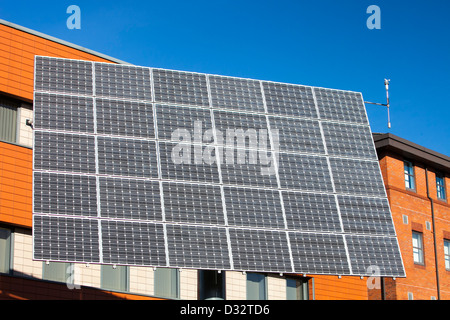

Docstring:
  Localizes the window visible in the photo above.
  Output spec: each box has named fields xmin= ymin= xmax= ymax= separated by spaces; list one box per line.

xmin=404 ymin=160 xmax=415 ymax=190
xmin=246 ymin=273 xmax=267 ymax=300
xmin=444 ymin=239 xmax=450 ymax=270
xmin=42 ymin=262 xmax=72 ymax=283
xmin=0 ymin=228 xmax=12 ymax=274
xmin=436 ymin=172 xmax=446 ymax=201
xmin=412 ymin=231 xmax=424 ymax=265
xmin=198 ymin=270 xmax=225 ymax=300
xmin=286 ymin=278 xmax=309 ymax=300
xmin=101 ymin=265 xmax=128 ymax=292
xmin=154 ymin=268 xmax=179 ymax=299
xmin=0 ymin=97 xmax=18 ymax=143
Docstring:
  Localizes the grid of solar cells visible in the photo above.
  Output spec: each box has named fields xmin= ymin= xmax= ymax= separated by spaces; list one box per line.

xmin=99 ymin=177 xmax=162 ymax=221
xmin=155 ymin=104 xmax=212 ymax=141
xmin=268 ymin=116 xmax=325 ymax=154
xmin=277 ymin=153 xmax=333 ymax=192
xmin=35 ymin=56 xmax=93 ymax=95
xmin=322 ymin=122 xmax=377 ymax=160
xmin=34 ymin=131 xmax=96 ymax=173
xmin=289 ymin=232 xmax=350 ymax=275
xmin=159 ymin=141 xmax=220 ymax=183
xmin=345 ymin=235 xmax=404 ymax=276
xmin=329 ymin=158 xmax=386 ymax=197
xmin=101 ymin=220 xmax=166 ymax=265
xmin=209 ymin=75 xmax=265 ymax=113
xmin=338 ymin=195 xmax=396 ymax=236
xmin=153 ymin=69 xmax=209 ymax=107
xmin=96 ymin=99 xmax=154 ymax=138
xmin=163 ymin=182 xmax=225 ymax=225
xmin=166 ymin=225 xmax=231 ymax=269
xmin=33 ymin=215 xmax=100 ymax=263
xmin=282 ymin=191 xmax=341 ymax=232
xmin=34 ymin=93 xmax=94 ymax=133
xmin=94 ymin=63 xmax=152 ymax=100
xmin=33 ymin=172 xmax=97 ymax=217
xmin=314 ymin=88 xmax=368 ymax=125
xmin=229 ymin=229 xmax=292 ymax=272
xmin=32 ymin=56 xmax=405 ymax=277
xmin=262 ymin=82 xmax=317 ymax=118
xmin=97 ymin=137 xmax=159 ymax=178
xmin=223 ymin=187 xmax=285 ymax=229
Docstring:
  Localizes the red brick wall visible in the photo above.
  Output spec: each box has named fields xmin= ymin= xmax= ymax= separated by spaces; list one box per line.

xmin=379 ymin=151 xmax=450 ymax=300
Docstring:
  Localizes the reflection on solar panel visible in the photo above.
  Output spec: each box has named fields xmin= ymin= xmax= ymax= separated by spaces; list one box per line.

xmin=32 ymin=56 xmax=405 ymax=277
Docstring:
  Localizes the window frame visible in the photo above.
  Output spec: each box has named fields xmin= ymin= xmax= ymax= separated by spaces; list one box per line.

xmin=100 ymin=265 xmax=129 ymax=292
xmin=436 ymin=172 xmax=447 ymax=201
xmin=246 ymin=272 xmax=267 ymax=300
xmin=154 ymin=267 xmax=180 ymax=299
xmin=286 ymin=277 xmax=309 ymax=300
xmin=444 ymin=239 xmax=450 ymax=271
xmin=404 ymin=160 xmax=416 ymax=191
xmin=0 ymin=227 xmax=12 ymax=275
xmin=412 ymin=231 xmax=424 ymax=265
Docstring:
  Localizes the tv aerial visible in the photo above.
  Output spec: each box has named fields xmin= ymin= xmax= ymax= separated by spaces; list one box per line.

xmin=364 ymin=79 xmax=391 ymax=128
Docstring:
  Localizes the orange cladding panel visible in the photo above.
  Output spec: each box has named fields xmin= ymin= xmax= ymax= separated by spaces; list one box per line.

xmin=0 ymin=141 xmax=32 ymax=228
xmin=0 ymin=23 xmax=115 ymax=102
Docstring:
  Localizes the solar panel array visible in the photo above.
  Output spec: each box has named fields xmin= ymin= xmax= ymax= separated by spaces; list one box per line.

xmin=32 ymin=56 xmax=405 ymax=277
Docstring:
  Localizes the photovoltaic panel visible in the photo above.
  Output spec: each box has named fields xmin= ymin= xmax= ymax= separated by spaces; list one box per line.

xmin=262 ymin=82 xmax=318 ymax=118
xmin=163 ymin=182 xmax=225 ymax=225
xmin=282 ymin=191 xmax=341 ymax=232
xmin=209 ymin=75 xmax=265 ymax=113
xmin=229 ymin=228 xmax=292 ymax=272
xmin=33 ymin=172 xmax=97 ymax=217
xmin=96 ymin=99 xmax=154 ymax=138
xmin=268 ymin=116 xmax=325 ymax=154
xmin=166 ymin=224 xmax=231 ymax=270
xmin=289 ymin=232 xmax=350 ymax=275
xmin=223 ymin=186 xmax=285 ymax=229
xmin=101 ymin=220 xmax=166 ymax=265
xmin=99 ymin=177 xmax=162 ymax=221
xmin=33 ymin=55 xmax=405 ymax=277
xmin=34 ymin=93 xmax=94 ymax=133
xmin=34 ymin=131 xmax=96 ymax=173
xmin=33 ymin=215 xmax=100 ymax=263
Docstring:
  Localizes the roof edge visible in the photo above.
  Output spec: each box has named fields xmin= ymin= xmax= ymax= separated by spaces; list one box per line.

xmin=0 ymin=19 xmax=131 ymax=65
xmin=373 ymin=132 xmax=450 ymax=172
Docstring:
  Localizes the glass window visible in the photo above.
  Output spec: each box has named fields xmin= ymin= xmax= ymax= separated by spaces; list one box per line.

xmin=101 ymin=265 xmax=128 ymax=292
xmin=286 ymin=277 xmax=309 ymax=300
xmin=42 ymin=262 xmax=72 ymax=283
xmin=436 ymin=173 xmax=446 ymax=201
xmin=0 ymin=98 xmax=18 ymax=143
xmin=444 ymin=239 xmax=450 ymax=270
xmin=412 ymin=231 xmax=424 ymax=264
xmin=404 ymin=160 xmax=415 ymax=190
xmin=246 ymin=273 xmax=266 ymax=300
xmin=154 ymin=268 xmax=179 ymax=299
xmin=198 ymin=270 xmax=225 ymax=300
xmin=0 ymin=228 xmax=12 ymax=274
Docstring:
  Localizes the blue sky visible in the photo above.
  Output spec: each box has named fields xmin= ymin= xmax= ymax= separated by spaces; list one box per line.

xmin=2 ymin=1 xmax=449 ymax=156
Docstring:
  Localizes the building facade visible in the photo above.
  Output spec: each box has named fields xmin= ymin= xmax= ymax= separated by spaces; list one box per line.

xmin=371 ymin=133 xmax=450 ymax=300
xmin=3 ymin=19 xmax=447 ymax=300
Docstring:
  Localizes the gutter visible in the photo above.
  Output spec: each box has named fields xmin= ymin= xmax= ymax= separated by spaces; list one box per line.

xmin=425 ymin=167 xmax=441 ymax=300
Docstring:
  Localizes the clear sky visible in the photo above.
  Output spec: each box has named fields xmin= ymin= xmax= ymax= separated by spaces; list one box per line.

xmin=2 ymin=1 xmax=449 ymax=156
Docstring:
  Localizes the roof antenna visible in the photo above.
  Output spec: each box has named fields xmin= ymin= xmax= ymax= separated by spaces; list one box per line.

xmin=364 ymin=79 xmax=391 ymax=128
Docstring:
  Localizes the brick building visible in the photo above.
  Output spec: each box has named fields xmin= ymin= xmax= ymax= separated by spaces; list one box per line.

xmin=1 ymin=18 xmax=448 ymax=300
xmin=372 ymin=133 xmax=450 ymax=300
